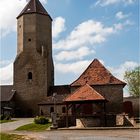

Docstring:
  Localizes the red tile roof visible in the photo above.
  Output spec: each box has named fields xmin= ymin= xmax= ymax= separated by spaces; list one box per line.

xmin=64 ymin=84 xmax=105 ymax=102
xmin=71 ymin=59 xmax=126 ymax=86
xmin=17 ymin=0 xmax=50 ymax=19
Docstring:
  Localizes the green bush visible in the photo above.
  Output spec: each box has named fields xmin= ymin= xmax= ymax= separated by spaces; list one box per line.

xmin=4 ymin=115 xmax=11 ymax=120
xmin=0 ymin=115 xmax=5 ymax=120
xmin=0 ymin=114 xmax=11 ymax=120
xmin=34 ymin=116 xmax=49 ymax=124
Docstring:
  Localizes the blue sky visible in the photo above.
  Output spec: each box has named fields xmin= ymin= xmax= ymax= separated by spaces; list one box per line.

xmin=0 ymin=0 xmax=139 ymax=96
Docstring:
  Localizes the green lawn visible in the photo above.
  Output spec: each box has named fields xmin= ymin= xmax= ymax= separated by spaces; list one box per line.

xmin=0 ymin=133 xmax=35 ymax=140
xmin=16 ymin=123 xmax=51 ymax=131
xmin=0 ymin=120 xmax=16 ymax=124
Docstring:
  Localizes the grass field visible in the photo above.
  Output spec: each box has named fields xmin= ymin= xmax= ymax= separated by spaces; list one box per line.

xmin=16 ymin=123 xmax=51 ymax=131
xmin=0 ymin=133 xmax=35 ymax=140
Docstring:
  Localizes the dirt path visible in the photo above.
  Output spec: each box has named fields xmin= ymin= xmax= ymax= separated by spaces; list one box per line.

xmin=1 ymin=119 xmax=139 ymax=140
xmin=12 ymin=129 xmax=140 ymax=140
xmin=0 ymin=118 xmax=33 ymax=132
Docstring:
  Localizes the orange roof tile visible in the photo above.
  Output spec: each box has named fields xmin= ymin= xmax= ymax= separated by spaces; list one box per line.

xmin=71 ymin=59 xmax=126 ymax=86
xmin=64 ymin=84 xmax=105 ymax=102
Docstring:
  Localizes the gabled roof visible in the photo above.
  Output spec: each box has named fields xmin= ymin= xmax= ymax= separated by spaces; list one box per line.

xmin=64 ymin=84 xmax=105 ymax=102
xmin=17 ymin=0 xmax=50 ymax=19
xmin=71 ymin=59 xmax=126 ymax=86
xmin=0 ymin=85 xmax=15 ymax=102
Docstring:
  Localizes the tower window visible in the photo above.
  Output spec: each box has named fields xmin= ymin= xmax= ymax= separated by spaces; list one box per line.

xmin=50 ymin=107 xmax=54 ymax=113
xmin=62 ymin=107 xmax=66 ymax=113
xmin=28 ymin=38 xmax=31 ymax=42
xmin=28 ymin=72 xmax=32 ymax=80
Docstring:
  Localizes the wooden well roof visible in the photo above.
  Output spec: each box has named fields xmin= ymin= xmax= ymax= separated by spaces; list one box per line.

xmin=64 ymin=84 xmax=105 ymax=102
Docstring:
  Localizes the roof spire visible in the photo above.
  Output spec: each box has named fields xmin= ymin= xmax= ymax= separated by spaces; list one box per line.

xmin=17 ymin=0 xmax=50 ymax=19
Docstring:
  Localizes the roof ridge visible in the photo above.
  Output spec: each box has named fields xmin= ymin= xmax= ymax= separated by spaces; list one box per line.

xmin=34 ymin=0 xmax=37 ymax=12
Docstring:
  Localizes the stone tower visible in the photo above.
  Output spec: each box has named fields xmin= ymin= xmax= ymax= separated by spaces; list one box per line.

xmin=14 ymin=0 xmax=54 ymax=116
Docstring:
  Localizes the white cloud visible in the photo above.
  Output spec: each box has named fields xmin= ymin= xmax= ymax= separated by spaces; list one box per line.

xmin=95 ymin=0 xmax=135 ymax=6
xmin=0 ymin=0 xmax=26 ymax=37
xmin=52 ymin=17 xmax=66 ymax=38
xmin=53 ymin=20 xmax=116 ymax=50
xmin=114 ymin=19 xmax=134 ymax=30
xmin=0 ymin=63 xmax=13 ymax=85
xmin=40 ymin=0 xmax=48 ymax=4
xmin=55 ymin=47 xmax=95 ymax=61
xmin=108 ymin=61 xmax=139 ymax=81
xmin=0 ymin=0 xmax=47 ymax=37
xmin=55 ymin=59 xmax=106 ymax=74
xmin=108 ymin=61 xmax=139 ymax=97
xmin=55 ymin=60 xmax=91 ymax=74
xmin=0 ymin=60 xmax=12 ymax=67
xmin=116 ymin=11 xmax=130 ymax=20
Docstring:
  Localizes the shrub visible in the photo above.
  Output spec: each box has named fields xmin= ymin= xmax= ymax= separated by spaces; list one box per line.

xmin=0 ymin=115 xmax=5 ymax=120
xmin=34 ymin=116 xmax=49 ymax=124
xmin=4 ymin=115 xmax=11 ymax=120
xmin=0 ymin=114 xmax=11 ymax=120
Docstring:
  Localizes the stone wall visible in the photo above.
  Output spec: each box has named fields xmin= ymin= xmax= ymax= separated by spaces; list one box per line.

xmin=39 ymin=104 xmax=66 ymax=117
xmin=93 ymin=85 xmax=124 ymax=114
xmin=123 ymin=97 xmax=140 ymax=117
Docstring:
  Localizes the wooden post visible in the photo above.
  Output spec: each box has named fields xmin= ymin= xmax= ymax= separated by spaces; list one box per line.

xmin=73 ymin=103 xmax=76 ymax=126
xmin=66 ymin=104 xmax=68 ymax=128
xmin=104 ymin=101 xmax=107 ymax=126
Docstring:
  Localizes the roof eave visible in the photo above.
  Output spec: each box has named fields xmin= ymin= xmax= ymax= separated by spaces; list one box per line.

xmin=71 ymin=83 xmax=127 ymax=87
xmin=17 ymin=13 xmax=52 ymax=21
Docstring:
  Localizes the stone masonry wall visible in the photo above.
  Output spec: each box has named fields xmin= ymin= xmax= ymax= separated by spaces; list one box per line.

xmin=92 ymin=85 xmax=124 ymax=114
xmin=14 ymin=14 xmax=54 ymax=116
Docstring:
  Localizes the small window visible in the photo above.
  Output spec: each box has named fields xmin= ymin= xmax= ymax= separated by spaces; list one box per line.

xmin=28 ymin=38 xmax=31 ymax=42
xmin=28 ymin=72 xmax=32 ymax=80
xmin=62 ymin=107 xmax=66 ymax=113
xmin=50 ymin=107 xmax=54 ymax=113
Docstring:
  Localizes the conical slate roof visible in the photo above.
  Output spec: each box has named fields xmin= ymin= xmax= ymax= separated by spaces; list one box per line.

xmin=17 ymin=0 xmax=49 ymax=18
xmin=64 ymin=84 xmax=105 ymax=102
xmin=71 ymin=59 xmax=126 ymax=86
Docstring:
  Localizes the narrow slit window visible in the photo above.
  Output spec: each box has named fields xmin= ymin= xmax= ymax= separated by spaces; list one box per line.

xmin=62 ymin=107 xmax=66 ymax=113
xmin=28 ymin=38 xmax=31 ymax=42
xmin=28 ymin=72 xmax=32 ymax=80
xmin=50 ymin=107 xmax=54 ymax=113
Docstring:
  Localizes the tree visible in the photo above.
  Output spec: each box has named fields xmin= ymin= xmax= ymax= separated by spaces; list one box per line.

xmin=124 ymin=67 xmax=140 ymax=97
